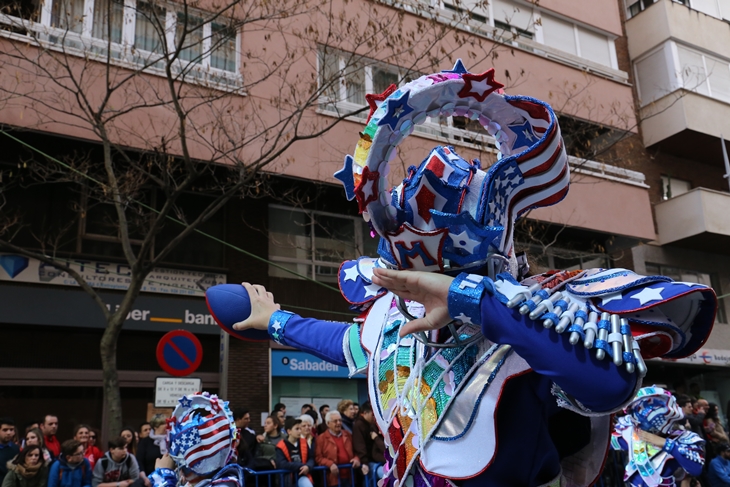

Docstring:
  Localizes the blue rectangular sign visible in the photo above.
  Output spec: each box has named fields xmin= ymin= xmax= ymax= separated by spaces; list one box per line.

xmin=272 ymin=350 xmax=362 ymax=378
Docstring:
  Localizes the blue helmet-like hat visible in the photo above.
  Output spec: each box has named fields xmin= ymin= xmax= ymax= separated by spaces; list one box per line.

xmin=626 ymin=386 xmax=684 ymax=434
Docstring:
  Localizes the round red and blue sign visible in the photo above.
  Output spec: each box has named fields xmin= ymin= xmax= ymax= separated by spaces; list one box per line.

xmin=156 ymin=330 xmax=203 ymax=377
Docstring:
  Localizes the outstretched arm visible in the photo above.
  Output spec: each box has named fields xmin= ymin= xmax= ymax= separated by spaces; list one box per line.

xmin=232 ymin=283 xmax=351 ymax=366
xmin=371 ymin=268 xmax=638 ymax=412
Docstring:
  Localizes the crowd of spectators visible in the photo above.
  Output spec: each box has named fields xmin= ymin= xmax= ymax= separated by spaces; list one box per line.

xmin=233 ymin=400 xmax=382 ymax=487
xmin=0 ymin=399 xmax=382 ymax=487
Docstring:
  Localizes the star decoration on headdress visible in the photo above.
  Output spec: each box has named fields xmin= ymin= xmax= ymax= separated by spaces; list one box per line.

xmin=507 ymin=120 xmax=538 ymax=151
xmin=354 ymin=166 xmax=380 ymax=213
xmin=365 ymin=84 xmax=397 ymax=124
xmin=179 ymin=396 xmax=193 ymax=408
xmin=442 ymin=59 xmax=469 ymax=74
xmin=334 ymin=155 xmax=356 ymax=201
xmin=458 ymin=69 xmax=504 ymax=102
xmin=378 ymin=90 xmax=414 ymax=130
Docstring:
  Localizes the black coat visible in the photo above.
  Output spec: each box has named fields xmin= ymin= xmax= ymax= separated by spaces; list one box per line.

xmin=135 ymin=438 xmax=162 ymax=475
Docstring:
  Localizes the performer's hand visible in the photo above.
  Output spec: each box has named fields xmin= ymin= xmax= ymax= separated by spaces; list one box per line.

xmin=638 ymin=430 xmax=666 ymax=447
xmin=232 ymin=283 xmax=280 ymax=331
xmin=155 ymin=454 xmax=175 ymax=470
xmin=372 ymin=268 xmax=453 ymax=337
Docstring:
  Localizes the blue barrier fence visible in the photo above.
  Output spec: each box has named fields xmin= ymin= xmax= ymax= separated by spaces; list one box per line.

xmin=242 ymin=463 xmax=383 ymax=487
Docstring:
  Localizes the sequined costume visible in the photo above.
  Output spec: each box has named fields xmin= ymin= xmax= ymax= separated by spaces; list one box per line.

xmin=611 ymin=387 xmax=705 ymax=487
xmin=262 ymin=63 xmax=717 ymax=487
xmin=149 ymin=392 xmax=245 ymax=487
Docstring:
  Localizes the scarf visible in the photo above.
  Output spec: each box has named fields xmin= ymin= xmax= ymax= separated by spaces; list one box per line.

xmin=16 ymin=462 xmax=42 ymax=479
xmin=149 ymin=433 xmax=168 ymax=455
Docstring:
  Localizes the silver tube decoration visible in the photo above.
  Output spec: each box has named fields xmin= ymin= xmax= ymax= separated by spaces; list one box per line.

xmin=555 ymin=303 xmax=579 ymax=334
xmin=584 ymin=311 xmax=598 ymax=349
xmin=610 ymin=314 xmax=623 ymax=367
xmin=621 ymin=318 xmax=635 ymax=374
xmin=569 ymin=306 xmax=588 ymax=345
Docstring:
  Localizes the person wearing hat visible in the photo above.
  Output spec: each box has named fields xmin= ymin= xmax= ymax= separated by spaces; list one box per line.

xmin=709 ymin=443 xmax=730 ymax=487
xmin=612 ymin=386 xmax=705 ymax=487
xmin=231 ymin=63 xmax=718 ymax=487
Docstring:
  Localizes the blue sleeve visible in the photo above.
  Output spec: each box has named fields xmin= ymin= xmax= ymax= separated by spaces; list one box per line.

xmin=149 ymin=468 xmax=177 ymax=487
xmin=268 ymin=310 xmax=350 ymax=367
xmin=477 ymin=293 xmax=638 ymax=411
xmin=48 ymin=462 xmax=59 ymax=487
xmin=306 ymin=445 xmax=315 ymax=469
xmin=665 ymin=439 xmax=704 ymax=477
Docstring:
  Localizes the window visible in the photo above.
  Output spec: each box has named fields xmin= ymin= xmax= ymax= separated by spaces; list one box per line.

xmin=268 ymin=205 xmax=379 ymax=282
xmin=625 ymin=0 xmax=688 ymax=19
xmin=660 ymin=175 xmax=691 ymax=200
xmin=541 ymin=14 xmax=576 ymax=56
xmin=492 ymin=0 xmax=535 ymax=40
xmin=558 ymin=115 xmax=624 ymax=160
xmin=318 ymin=48 xmax=496 ymax=148
xmin=645 ymin=263 xmax=726 ymax=323
xmin=0 ymin=0 xmax=240 ymax=82
xmin=635 ymin=41 xmax=730 ymax=106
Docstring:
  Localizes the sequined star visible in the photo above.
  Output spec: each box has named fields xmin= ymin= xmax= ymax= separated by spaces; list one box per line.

xmin=179 ymin=396 xmax=192 ymax=408
xmin=378 ymin=90 xmax=414 ymax=130
xmin=365 ymin=84 xmax=397 ymax=124
xmin=354 ymin=166 xmax=380 ymax=213
xmin=343 ymin=265 xmax=359 ymax=282
xmin=334 ymin=155 xmax=356 ymax=201
xmin=450 ymin=230 xmax=480 ymax=254
xmin=458 ymin=69 xmax=504 ymax=102
xmin=442 ymin=59 xmax=469 ymax=74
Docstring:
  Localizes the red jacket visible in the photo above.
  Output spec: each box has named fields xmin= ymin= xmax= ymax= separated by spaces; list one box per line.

xmin=315 ymin=430 xmax=358 ymax=487
xmin=45 ymin=435 xmax=60 ymax=459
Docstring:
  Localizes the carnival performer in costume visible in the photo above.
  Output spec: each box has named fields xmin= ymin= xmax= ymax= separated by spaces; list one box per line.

xmin=228 ymin=62 xmax=718 ymax=486
xmin=148 ymin=392 xmax=244 ymax=487
xmin=612 ymin=386 xmax=705 ymax=487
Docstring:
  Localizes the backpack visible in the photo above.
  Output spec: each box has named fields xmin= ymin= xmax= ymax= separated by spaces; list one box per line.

xmin=100 ymin=455 xmax=133 ymax=482
xmin=58 ymin=461 xmax=87 ymax=486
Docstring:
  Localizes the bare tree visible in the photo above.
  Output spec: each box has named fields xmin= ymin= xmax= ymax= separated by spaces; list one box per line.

xmin=0 ymin=0 xmax=526 ymax=433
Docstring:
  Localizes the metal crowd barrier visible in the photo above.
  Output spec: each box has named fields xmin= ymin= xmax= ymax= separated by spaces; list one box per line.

xmin=242 ymin=463 xmax=384 ymax=487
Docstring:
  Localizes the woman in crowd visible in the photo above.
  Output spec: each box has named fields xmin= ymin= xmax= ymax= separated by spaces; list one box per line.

xmin=24 ymin=430 xmax=52 ymax=465
xmin=253 ymin=416 xmax=282 ymax=470
xmin=297 ymin=416 xmax=316 ymax=451
xmin=2 ymin=446 xmax=49 ymax=487
xmin=119 ymin=429 xmax=137 ymax=456
xmin=136 ymin=416 xmax=167 ymax=480
xmin=72 ymin=427 xmax=102 ymax=470
xmin=335 ymin=401 xmax=355 ymax=434
xmin=704 ymin=403 xmax=729 ymax=452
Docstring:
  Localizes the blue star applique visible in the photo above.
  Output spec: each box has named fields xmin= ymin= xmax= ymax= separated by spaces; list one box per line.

xmin=179 ymin=396 xmax=192 ymax=408
xmin=507 ymin=120 xmax=539 ymax=151
xmin=442 ymin=59 xmax=469 ymax=74
xmin=334 ymin=155 xmax=356 ymax=201
xmin=378 ymin=90 xmax=414 ymax=131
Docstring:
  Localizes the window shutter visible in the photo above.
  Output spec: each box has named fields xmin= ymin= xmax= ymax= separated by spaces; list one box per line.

xmin=577 ymin=27 xmax=611 ymax=67
xmin=541 ymin=13 xmax=576 ymax=55
xmin=491 ymin=0 xmax=535 ymax=32
xmin=635 ymin=48 xmax=673 ymax=104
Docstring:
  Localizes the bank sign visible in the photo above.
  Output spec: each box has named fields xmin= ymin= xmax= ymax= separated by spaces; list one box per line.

xmin=272 ymin=351 xmax=363 ymax=378
xmin=0 ymin=253 xmax=225 ymax=297
xmin=656 ymin=348 xmax=730 ymax=367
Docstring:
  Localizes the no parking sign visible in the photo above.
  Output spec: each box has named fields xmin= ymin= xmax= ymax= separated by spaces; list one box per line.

xmin=156 ymin=330 xmax=203 ymax=377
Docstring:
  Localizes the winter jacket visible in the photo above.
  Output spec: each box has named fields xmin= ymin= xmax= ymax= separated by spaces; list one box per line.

xmin=275 ymin=439 xmax=313 ymax=486
xmin=91 ymin=452 xmax=139 ymax=487
xmin=314 ymin=431 xmax=358 ymax=487
xmin=0 ymin=444 xmax=20 ymax=484
xmin=351 ymin=418 xmax=374 ymax=464
xmin=47 ymin=458 xmax=92 ymax=487
xmin=1 ymin=464 xmax=48 ymax=487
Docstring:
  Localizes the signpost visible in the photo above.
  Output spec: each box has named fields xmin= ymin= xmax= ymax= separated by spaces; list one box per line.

xmin=156 ymin=330 xmax=203 ymax=376
xmin=154 ymin=377 xmax=202 ymax=407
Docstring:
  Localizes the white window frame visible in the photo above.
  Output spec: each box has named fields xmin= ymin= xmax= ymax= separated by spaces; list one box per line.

xmin=316 ymin=47 xmax=497 ymax=151
xmin=634 ymin=40 xmax=730 ymax=106
xmin=0 ymin=0 xmax=242 ymax=89
xmin=268 ymin=204 xmax=374 ymax=281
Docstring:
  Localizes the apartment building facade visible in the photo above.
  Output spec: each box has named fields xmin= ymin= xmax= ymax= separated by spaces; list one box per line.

xmin=0 ymin=0 xmax=701 ymax=434
xmin=619 ymin=0 xmax=730 ymax=407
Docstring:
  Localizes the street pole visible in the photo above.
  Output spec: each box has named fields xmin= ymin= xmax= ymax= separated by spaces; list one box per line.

xmin=219 ymin=330 xmax=229 ymax=399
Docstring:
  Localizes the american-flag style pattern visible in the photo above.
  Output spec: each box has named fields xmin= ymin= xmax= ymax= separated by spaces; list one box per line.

xmin=333 ymin=60 xmax=570 ymax=276
xmin=167 ymin=392 xmax=238 ymax=477
xmin=479 ymin=97 xmax=569 ymax=257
